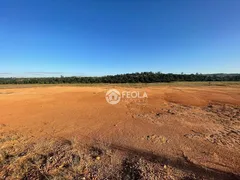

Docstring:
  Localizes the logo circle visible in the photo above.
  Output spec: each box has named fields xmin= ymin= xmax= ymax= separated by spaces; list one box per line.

xmin=105 ymin=89 xmax=121 ymax=105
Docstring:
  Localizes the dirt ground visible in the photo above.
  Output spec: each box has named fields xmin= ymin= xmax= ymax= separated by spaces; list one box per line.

xmin=0 ymin=84 xmax=239 ymax=179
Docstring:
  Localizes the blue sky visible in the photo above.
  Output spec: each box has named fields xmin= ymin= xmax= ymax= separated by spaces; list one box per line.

xmin=0 ymin=0 xmax=239 ymax=77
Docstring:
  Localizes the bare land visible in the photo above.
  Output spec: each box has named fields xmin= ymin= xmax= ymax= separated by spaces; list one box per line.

xmin=0 ymin=83 xmax=239 ymax=179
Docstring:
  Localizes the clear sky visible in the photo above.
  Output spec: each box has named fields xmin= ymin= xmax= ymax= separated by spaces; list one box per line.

xmin=0 ymin=0 xmax=239 ymax=77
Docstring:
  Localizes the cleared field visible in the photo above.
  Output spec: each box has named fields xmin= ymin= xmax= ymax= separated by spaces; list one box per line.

xmin=0 ymin=84 xmax=239 ymax=179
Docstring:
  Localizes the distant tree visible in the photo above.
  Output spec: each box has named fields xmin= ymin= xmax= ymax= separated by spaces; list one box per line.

xmin=0 ymin=72 xmax=239 ymax=84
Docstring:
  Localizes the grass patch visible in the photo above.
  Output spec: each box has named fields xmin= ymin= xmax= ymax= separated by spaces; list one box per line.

xmin=0 ymin=81 xmax=240 ymax=89
xmin=0 ymin=128 xmax=239 ymax=179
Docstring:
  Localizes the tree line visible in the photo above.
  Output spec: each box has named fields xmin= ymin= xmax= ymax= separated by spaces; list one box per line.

xmin=0 ymin=72 xmax=239 ymax=84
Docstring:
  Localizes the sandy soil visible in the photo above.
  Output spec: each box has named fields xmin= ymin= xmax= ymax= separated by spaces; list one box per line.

xmin=0 ymin=85 xmax=239 ymax=179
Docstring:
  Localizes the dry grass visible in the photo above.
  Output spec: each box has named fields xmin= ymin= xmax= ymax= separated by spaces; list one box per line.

xmin=0 ymin=126 xmax=239 ymax=180
xmin=0 ymin=129 xmax=120 ymax=179
xmin=0 ymin=128 xmax=182 ymax=180
xmin=0 ymin=81 xmax=240 ymax=89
